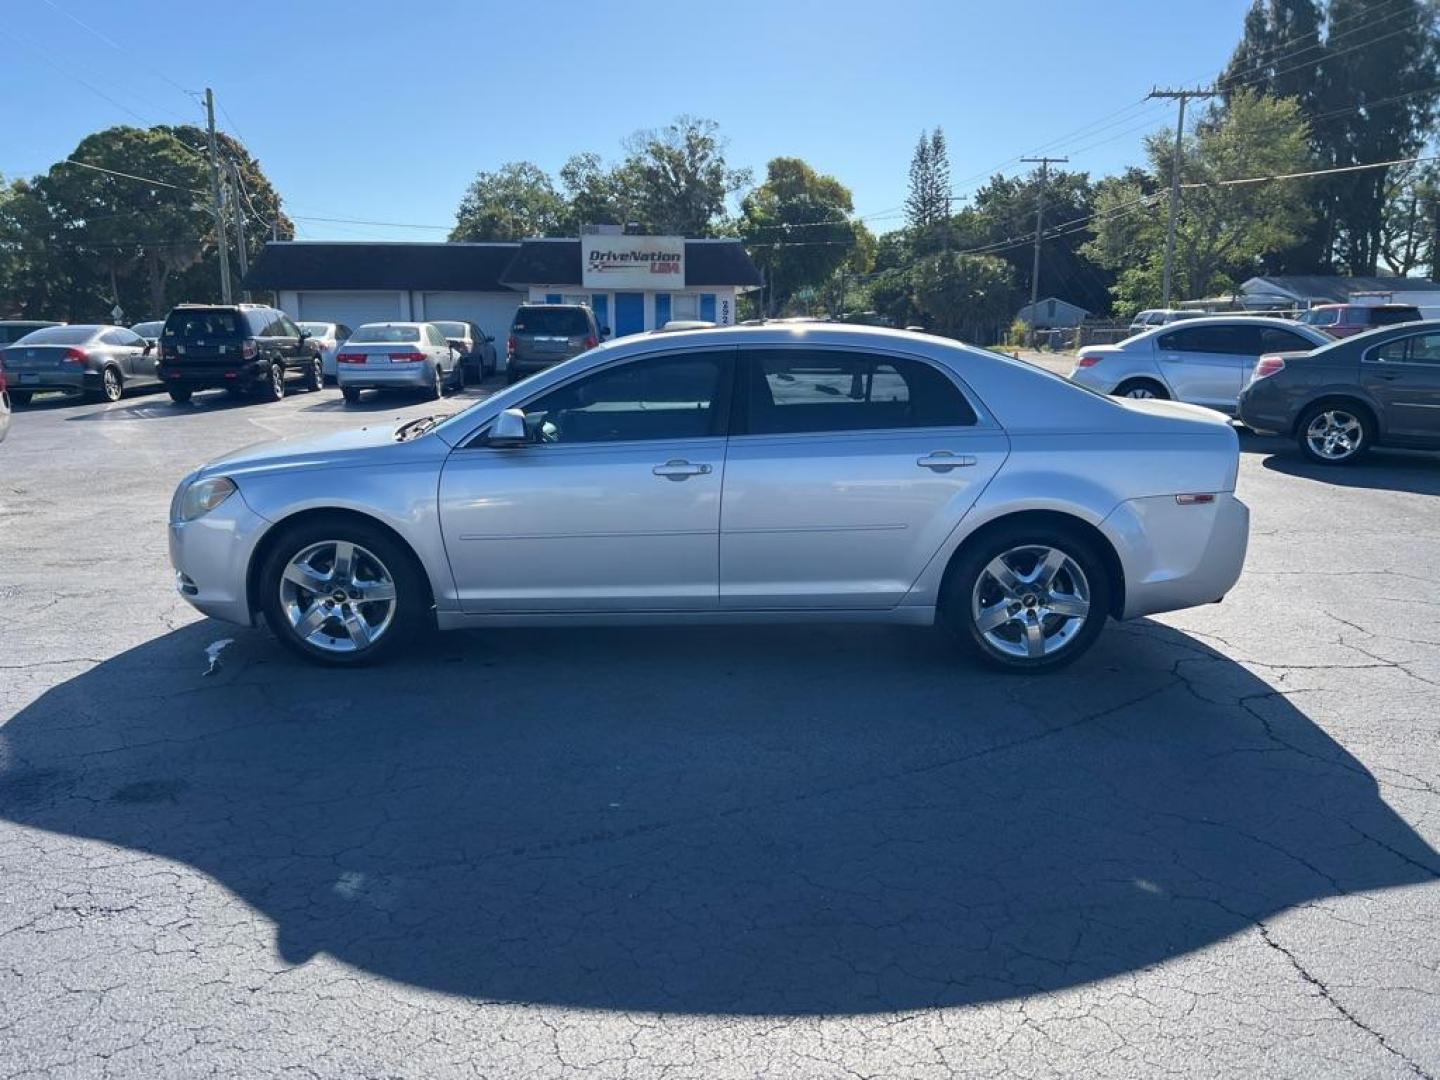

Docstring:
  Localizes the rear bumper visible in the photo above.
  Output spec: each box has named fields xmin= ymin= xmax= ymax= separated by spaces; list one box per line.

xmin=1103 ymin=492 xmax=1250 ymax=620
xmin=1236 ymin=383 xmax=1295 ymax=436
xmin=159 ymin=360 xmax=268 ymax=392
xmin=8 ymin=371 xmax=85 ymax=394
xmin=337 ymin=362 xmax=433 ymax=389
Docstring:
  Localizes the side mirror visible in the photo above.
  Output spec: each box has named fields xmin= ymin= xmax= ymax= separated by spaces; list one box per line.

xmin=487 ymin=408 xmax=528 ymax=447
xmin=483 ymin=334 xmax=495 ymax=344
xmin=296 ymin=329 xmax=309 ymax=342
xmin=600 ymin=326 xmax=611 ymax=339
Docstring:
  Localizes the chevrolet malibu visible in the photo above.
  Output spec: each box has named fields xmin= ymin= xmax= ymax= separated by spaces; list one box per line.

xmin=169 ymin=325 xmax=1250 ymax=672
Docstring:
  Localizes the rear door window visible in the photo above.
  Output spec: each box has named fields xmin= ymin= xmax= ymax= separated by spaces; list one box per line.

xmin=1256 ymin=325 xmax=1317 ymax=353
xmin=1371 ymin=333 xmax=1440 ymax=365
xmin=740 ymin=349 xmax=977 ymax=434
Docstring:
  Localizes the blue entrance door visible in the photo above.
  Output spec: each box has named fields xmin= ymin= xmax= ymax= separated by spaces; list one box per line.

xmin=613 ymin=292 xmax=644 ymax=337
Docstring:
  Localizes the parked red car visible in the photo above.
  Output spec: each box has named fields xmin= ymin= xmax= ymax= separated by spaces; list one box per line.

xmin=1297 ymin=303 xmax=1422 ymax=338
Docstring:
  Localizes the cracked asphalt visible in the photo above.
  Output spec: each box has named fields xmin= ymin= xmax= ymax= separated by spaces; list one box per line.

xmin=2 ymin=378 xmax=1438 ymax=1078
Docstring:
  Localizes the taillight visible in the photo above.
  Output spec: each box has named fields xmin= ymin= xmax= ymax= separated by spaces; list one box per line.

xmin=1252 ymin=355 xmax=1286 ymax=381
xmin=241 ymin=339 xmax=259 ymax=360
xmin=584 ymin=335 xmax=598 ymax=349
xmin=506 ymin=335 xmax=516 ymax=356
xmin=336 ymin=352 xmax=365 ymax=365
xmin=388 ymin=351 xmax=426 ymax=363
xmin=62 ymin=347 xmax=87 ymax=364
xmin=1075 ymin=354 xmax=1101 ymax=368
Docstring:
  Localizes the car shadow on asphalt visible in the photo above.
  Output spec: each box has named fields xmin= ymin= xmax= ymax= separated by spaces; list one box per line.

xmin=296 ymin=387 xmax=496 ymax=414
xmin=1239 ymin=431 xmax=1439 ymax=494
xmin=2 ymin=618 xmax=1435 ymax=1015
xmin=63 ymin=391 xmax=269 ymax=421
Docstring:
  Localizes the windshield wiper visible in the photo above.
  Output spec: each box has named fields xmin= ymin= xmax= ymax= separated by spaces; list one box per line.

xmin=394 ymin=414 xmax=448 ymax=442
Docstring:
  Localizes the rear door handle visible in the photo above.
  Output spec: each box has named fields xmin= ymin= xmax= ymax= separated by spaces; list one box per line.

xmin=1372 ymin=373 xmax=1401 ymax=381
xmin=653 ymin=459 xmax=712 ymax=480
xmin=917 ymin=451 xmax=977 ymax=472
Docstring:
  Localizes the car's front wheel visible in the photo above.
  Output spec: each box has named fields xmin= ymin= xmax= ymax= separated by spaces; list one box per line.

xmin=1297 ymin=401 xmax=1371 ymax=465
xmin=259 ymin=518 xmax=429 ymax=665
xmin=945 ymin=523 xmax=1111 ymax=672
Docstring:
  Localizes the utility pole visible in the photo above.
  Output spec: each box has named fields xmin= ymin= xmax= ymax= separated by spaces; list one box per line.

xmin=226 ymin=161 xmax=250 ymax=302
xmin=1020 ymin=156 xmax=1067 ymax=347
xmin=1148 ymin=86 xmax=1216 ymax=308
xmin=205 ymin=88 xmax=233 ymax=304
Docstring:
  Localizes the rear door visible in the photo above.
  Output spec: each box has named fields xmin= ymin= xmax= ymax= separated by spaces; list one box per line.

xmin=1154 ymin=324 xmax=1248 ymax=410
xmin=1361 ymin=331 xmax=1440 ymax=441
xmin=720 ymin=347 xmax=1008 ymax=609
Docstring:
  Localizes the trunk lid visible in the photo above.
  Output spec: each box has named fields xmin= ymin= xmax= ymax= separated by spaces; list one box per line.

xmin=2 ymin=345 xmax=82 ymax=372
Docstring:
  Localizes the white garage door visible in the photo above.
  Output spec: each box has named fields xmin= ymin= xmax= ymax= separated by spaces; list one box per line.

xmin=420 ymin=291 xmax=523 ymax=343
xmin=297 ymin=292 xmax=403 ymax=330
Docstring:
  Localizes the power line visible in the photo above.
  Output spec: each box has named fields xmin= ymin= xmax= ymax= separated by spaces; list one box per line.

xmin=56 ymin=158 xmax=206 ymax=194
xmin=1148 ymin=86 xmax=1218 ymax=307
xmin=37 ymin=0 xmax=203 ymax=106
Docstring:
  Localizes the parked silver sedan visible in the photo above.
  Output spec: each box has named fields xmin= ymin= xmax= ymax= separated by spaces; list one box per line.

xmin=336 ymin=322 xmax=462 ymax=404
xmin=2 ymin=324 xmax=160 ymax=405
xmin=169 ymin=324 xmax=1250 ymax=671
xmin=1071 ymin=316 xmax=1330 ymax=414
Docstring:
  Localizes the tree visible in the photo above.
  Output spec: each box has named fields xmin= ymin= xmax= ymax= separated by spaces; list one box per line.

xmin=1314 ymin=0 xmax=1440 ymax=273
xmin=1084 ymin=91 xmax=1315 ymax=313
xmin=619 ymin=116 xmax=750 ymax=236
xmin=741 ymin=157 xmax=858 ymax=313
xmin=1221 ymin=0 xmax=1326 ymax=114
xmin=558 ymin=152 xmax=639 ymax=231
xmin=450 ymin=162 xmax=566 ymax=241
xmin=910 ymin=252 xmax=1016 ymax=342
xmin=904 ymin=127 xmax=951 ymax=242
xmin=1380 ymin=161 xmax=1439 ymax=275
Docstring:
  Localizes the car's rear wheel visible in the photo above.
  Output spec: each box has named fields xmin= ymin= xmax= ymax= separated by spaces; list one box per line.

xmin=426 ymin=363 xmax=444 ymax=401
xmin=450 ymin=357 xmax=465 ymax=392
xmin=259 ymin=519 xmax=428 ymax=666
xmin=9 ymin=390 xmax=32 ymax=406
xmin=91 ymin=366 xmax=124 ymax=403
xmin=1297 ymin=401 xmax=1371 ymax=465
xmin=341 ymin=387 xmax=361 ymax=405
xmin=259 ymin=362 xmax=286 ymax=403
xmin=1114 ymin=378 xmax=1169 ymax=400
xmin=168 ymin=388 xmax=192 ymax=404
xmin=302 ymin=356 xmax=324 ymax=392
xmin=945 ymin=523 xmax=1111 ymax=672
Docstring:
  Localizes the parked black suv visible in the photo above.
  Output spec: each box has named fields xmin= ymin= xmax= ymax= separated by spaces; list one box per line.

xmin=157 ymin=303 xmax=323 ymax=404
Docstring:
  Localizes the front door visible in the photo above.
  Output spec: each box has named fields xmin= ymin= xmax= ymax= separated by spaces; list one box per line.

xmin=613 ymin=292 xmax=644 ymax=337
xmin=439 ymin=349 xmax=735 ymax=611
xmin=720 ymin=347 xmax=1009 ymax=609
xmin=1153 ymin=324 xmax=1247 ymax=411
xmin=1361 ymin=331 xmax=1440 ymax=441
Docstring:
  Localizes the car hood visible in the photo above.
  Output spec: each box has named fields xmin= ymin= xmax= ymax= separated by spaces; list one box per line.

xmin=193 ymin=420 xmax=446 ymax=481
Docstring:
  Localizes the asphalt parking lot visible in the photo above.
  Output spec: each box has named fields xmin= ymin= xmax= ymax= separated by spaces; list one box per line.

xmin=2 ymin=378 xmax=1439 ymax=1079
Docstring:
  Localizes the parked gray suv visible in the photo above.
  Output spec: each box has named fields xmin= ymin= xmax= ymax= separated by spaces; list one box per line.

xmin=505 ymin=304 xmax=603 ymax=383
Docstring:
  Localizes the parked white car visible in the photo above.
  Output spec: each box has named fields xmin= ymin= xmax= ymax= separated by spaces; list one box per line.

xmin=1071 ymin=316 xmax=1332 ymax=414
xmin=296 ymin=322 xmax=353 ymax=380
xmin=335 ymin=322 xmax=463 ymax=404
xmin=1127 ymin=309 xmax=1205 ymax=333
xmin=169 ymin=324 xmax=1249 ymax=672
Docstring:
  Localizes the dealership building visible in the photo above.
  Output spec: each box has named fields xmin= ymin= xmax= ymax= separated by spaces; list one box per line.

xmin=244 ymin=233 xmax=762 ymax=342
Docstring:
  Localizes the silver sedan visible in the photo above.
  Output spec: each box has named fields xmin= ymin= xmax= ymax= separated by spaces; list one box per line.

xmin=169 ymin=324 xmax=1250 ymax=672
xmin=1070 ymin=316 xmax=1330 ymax=414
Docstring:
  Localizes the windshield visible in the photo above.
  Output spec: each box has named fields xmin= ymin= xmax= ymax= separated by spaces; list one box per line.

xmin=164 ymin=310 xmax=245 ymax=338
xmin=513 ymin=308 xmax=591 ymax=335
xmin=297 ymin=322 xmax=331 ymax=336
xmin=432 ymin=321 xmax=467 ymax=337
xmin=350 ymin=324 xmax=421 ymax=344
xmin=13 ymin=326 xmax=100 ymax=345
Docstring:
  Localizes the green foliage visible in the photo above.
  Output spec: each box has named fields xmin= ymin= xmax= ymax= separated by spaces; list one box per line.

xmin=620 ymin=116 xmax=751 ymax=237
xmin=905 ymin=127 xmax=951 ymax=239
xmin=741 ymin=157 xmax=858 ymax=314
xmin=910 ymin=251 xmax=1017 ymax=342
xmin=1083 ymin=91 xmax=1315 ymax=311
xmin=450 ymin=162 xmax=566 ymax=241
xmin=0 ymin=125 xmax=288 ymax=321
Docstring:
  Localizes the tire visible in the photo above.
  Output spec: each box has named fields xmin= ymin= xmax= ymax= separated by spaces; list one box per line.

xmin=258 ymin=516 xmax=429 ymax=666
xmin=1113 ymin=378 xmax=1169 ymax=400
xmin=943 ymin=521 xmax=1112 ymax=673
xmin=168 ymin=388 xmax=192 ymax=404
xmin=258 ymin=361 xmax=286 ymax=403
xmin=9 ymin=390 xmax=32 ymax=406
xmin=1297 ymin=400 xmax=1372 ymax=465
xmin=302 ymin=355 xmax=324 ymax=393
xmin=505 ymin=364 xmax=520 ymax=385
xmin=450 ymin=357 xmax=466 ymax=393
xmin=89 ymin=366 xmax=123 ymax=404
xmin=341 ymin=387 xmax=361 ymax=405
xmin=425 ymin=363 xmax=444 ymax=401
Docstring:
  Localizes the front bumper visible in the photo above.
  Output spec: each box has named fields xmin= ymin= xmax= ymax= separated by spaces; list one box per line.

xmin=1103 ymin=492 xmax=1250 ymax=620
xmin=337 ymin=363 xmax=433 ymax=390
xmin=168 ymin=490 xmax=270 ymax=626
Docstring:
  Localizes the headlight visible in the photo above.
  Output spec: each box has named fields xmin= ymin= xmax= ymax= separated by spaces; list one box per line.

xmin=179 ymin=476 xmax=237 ymax=522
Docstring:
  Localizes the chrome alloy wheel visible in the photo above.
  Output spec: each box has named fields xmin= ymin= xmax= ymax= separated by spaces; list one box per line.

xmin=1305 ymin=409 xmax=1363 ymax=461
xmin=1122 ymin=385 xmax=1158 ymax=399
xmin=971 ymin=544 xmax=1092 ymax=660
xmin=102 ymin=367 xmax=122 ymax=402
xmin=279 ymin=540 xmax=397 ymax=653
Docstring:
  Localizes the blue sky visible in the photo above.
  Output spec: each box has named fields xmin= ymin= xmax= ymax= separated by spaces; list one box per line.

xmin=1 ymin=0 xmax=1252 ymax=241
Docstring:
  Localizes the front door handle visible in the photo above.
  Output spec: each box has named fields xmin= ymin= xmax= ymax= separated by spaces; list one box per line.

xmin=653 ymin=459 xmax=712 ymax=480
xmin=917 ymin=451 xmax=977 ymax=472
